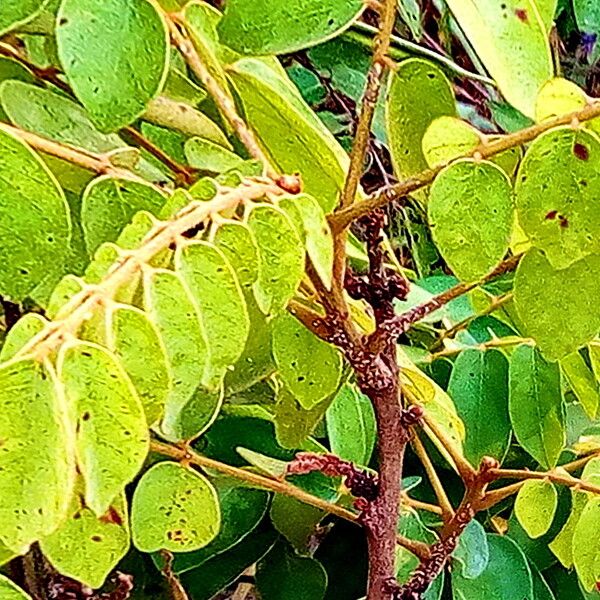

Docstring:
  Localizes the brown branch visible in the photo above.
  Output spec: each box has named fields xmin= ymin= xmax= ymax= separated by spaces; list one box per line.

xmin=150 ymin=440 xmax=430 ymax=560
xmin=369 ymin=253 xmax=523 ymax=354
xmin=331 ymin=101 xmax=600 ymax=228
xmin=411 ymin=434 xmax=455 ymax=522
xmin=166 ymin=14 xmax=278 ymax=181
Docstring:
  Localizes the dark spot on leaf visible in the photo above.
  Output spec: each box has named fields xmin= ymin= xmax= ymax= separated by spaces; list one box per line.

xmin=545 ymin=210 xmax=558 ymax=220
xmin=91 ymin=535 xmax=102 ymax=542
xmin=81 ymin=411 xmax=91 ymax=421
xmin=559 ymin=215 xmax=569 ymax=228
xmin=573 ymin=142 xmax=589 ymax=160
xmin=100 ymin=505 xmax=123 ymax=526
xmin=59 ymin=17 xmax=68 ymax=25
xmin=515 ymin=8 xmax=528 ymax=22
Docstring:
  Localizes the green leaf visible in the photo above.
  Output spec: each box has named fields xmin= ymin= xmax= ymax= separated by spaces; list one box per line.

xmin=422 ymin=116 xmax=481 ymax=168
xmin=509 ymin=344 xmax=566 ymax=468
xmin=274 ymin=383 xmax=331 ymax=449
xmin=270 ymin=495 xmax=325 ymax=554
xmin=448 ymin=348 xmax=511 ymax=465
xmin=326 ymin=384 xmax=376 ymax=466
xmin=452 ymin=534 xmax=534 ymax=600
xmin=573 ymin=497 xmax=600 ymax=591
xmin=514 ymin=249 xmax=600 ymax=361
xmin=143 ymin=269 xmax=216 ymax=441
xmin=256 ymin=540 xmax=327 ymax=600
xmin=169 ymin=483 xmax=268 ymax=574
xmin=218 ymin=0 xmax=362 ymax=55
xmin=0 ymin=359 xmax=74 ymax=552
xmin=573 ymin=0 xmax=600 ymax=32
xmin=81 ymin=176 xmax=166 ymax=255
xmin=272 ymin=312 xmax=342 ymax=409
xmin=279 ymin=194 xmax=334 ymax=289
xmin=184 ymin=137 xmax=244 ymax=173
xmin=247 ymin=204 xmax=305 ymax=314
xmin=56 ymin=0 xmax=169 ymax=131
xmin=106 ymin=304 xmax=171 ymax=426
xmin=535 ymin=78 xmax=587 ymax=122
xmin=0 ymin=0 xmax=48 ymax=35
xmin=515 ymin=128 xmax=600 ymax=269
xmin=444 ymin=0 xmax=552 ymax=118
xmin=0 ymin=575 xmax=31 ymax=600
xmin=0 ymin=313 xmax=48 ymax=362
xmin=452 ymin=520 xmax=489 ymax=579
xmin=0 ymin=126 xmax=71 ymax=301
xmin=397 ymin=0 xmax=422 ymax=39
xmin=386 ymin=58 xmax=455 ymax=182
xmin=228 ymin=58 xmax=350 ymax=212
xmin=179 ymin=522 xmax=277 ymax=600
xmin=549 ymin=489 xmax=588 ymax=568
xmin=213 ymin=220 xmax=260 ymax=290
xmin=428 ymin=159 xmax=513 ymax=281
xmin=40 ymin=487 xmax=129 ymax=589
xmin=47 ymin=275 xmax=85 ymax=320
xmin=0 ymin=80 xmax=125 ymax=153
xmin=515 ymin=480 xmax=558 ymax=538
xmin=560 ymin=351 xmax=600 ymax=419
xmin=131 ymin=461 xmax=220 ymax=553
xmin=176 ymin=241 xmax=249 ymax=387
xmin=58 ymin=341 xmax=148 ymax=515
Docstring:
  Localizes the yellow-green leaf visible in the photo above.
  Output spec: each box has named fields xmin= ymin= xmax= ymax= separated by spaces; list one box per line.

xmin=515 ymin=479 xmax=558 ymax=538
xmin=131 ymin=461 xmax=220 ymax=553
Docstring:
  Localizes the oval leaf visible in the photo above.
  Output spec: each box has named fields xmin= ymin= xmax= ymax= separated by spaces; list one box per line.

xmin=509 ymin=344 xmax=565 ymax=468
xmin=0 ymin=126 xmax=71 ymax=301
xmin=218 ymin=0 xmax=363 ymax=55
xmin=448 ymin=348 xmax=511 ymax=465
xmin=573 ymin=497 xmax=600 ymax=591
xmin=40 ymin=488 xmax=130 ymax=589
xmin=428 ymin=159 xmax=513 ymax=281
xmin=515 ymin=127 xmax=600 ymax=269
xmin=0 ymin=359 xmax=75 ymax=552
xmin=176 ymin=241 xmax=249 ymax=387
xmin=515 ymin=479 xmax=558 ymax=539
xmin=247 ymin=204 xmax=305 ymax=315
xmin=56 ymin=0 xmax=169 ymax=131
xmin=131 ymin=461 xmax=221 ymax=553
xmin=58 ymin=341 xmax=149 ymax=515
xmin=272 ymin=312 xmax=342 ymax=410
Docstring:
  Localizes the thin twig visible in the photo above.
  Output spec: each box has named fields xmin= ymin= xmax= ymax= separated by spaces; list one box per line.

xmin=489 ymin=467 xmax=600 ymax=496
xmin=150 ymin=439 xmax=430 ymax=560
xmin=332 ymin=101 xmax=600 ymax=228
xmin=411 ymin=433 xmax=455 ymax=521
xmin=166 ymin=14 xmax=278 ymax=180
xmin=349 ymin=22 xmax=496 ymax=85
xmin=369 ymin=254 xmax=523 ymax=353
xmin=14 ymin=179 xmax=285 ymax=362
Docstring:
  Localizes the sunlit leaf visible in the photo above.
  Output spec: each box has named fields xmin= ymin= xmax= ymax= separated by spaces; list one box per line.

xmin=58 ymin=341 xmax=148 ymax=515
xmin=0 ymin=575 xmax=31 ymax=600
xmin=0 ymin=0 xmax=49 ymax=35
xmin=131 ymin=461 xmax=220 ymax=553
xmin=56 ymin=0 xmax=169 ymax=131
xmin=573 ymin=497 xmax=600 ymax=591
xmin=515 ymin=480 xmax=558 ymax=538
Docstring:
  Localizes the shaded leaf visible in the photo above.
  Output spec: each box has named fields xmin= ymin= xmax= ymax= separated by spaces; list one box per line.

xmin=270 ymin=495 xmax=325 ymax=554
xmin=0 ymin=0 xmax=48 ymax=35
xmin=561 ymin=351 xmax=600 ymax=419
xmin=326 ymin=384 xmax=376 ymax=466
xmin=184 ymin=137 xmax=244 ymax=173
xmin=509 ymin=344 xmax=566 ymax=468
xmin=448 ymin=348 xmax=511 ymax=465
xmin=452 ymin=520 xmax=489 ymax=579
